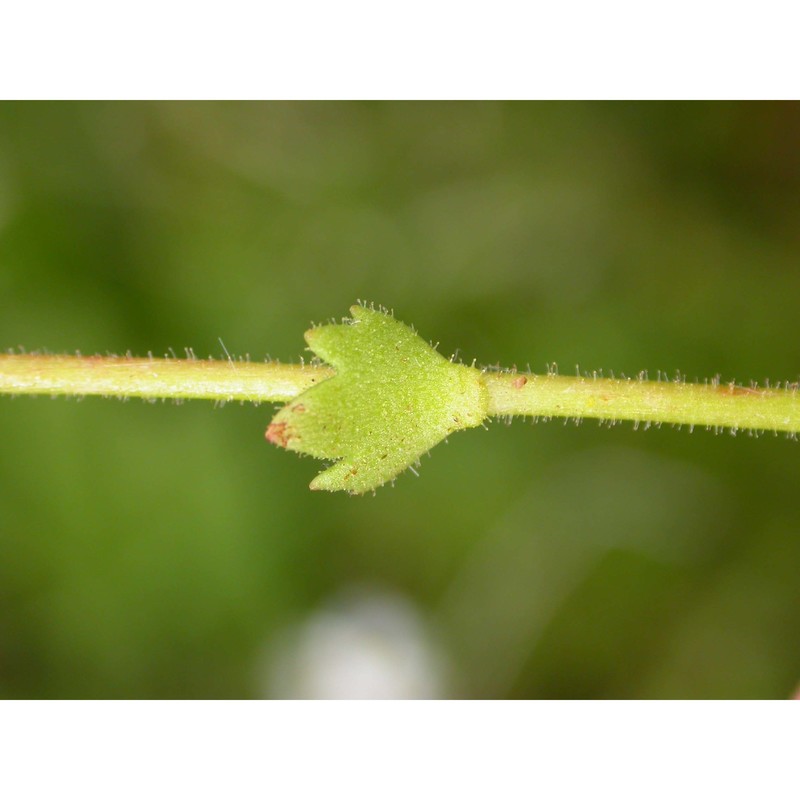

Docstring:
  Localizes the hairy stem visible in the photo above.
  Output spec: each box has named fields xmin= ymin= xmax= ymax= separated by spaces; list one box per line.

xmin=1 ymin=354 xmax=799 ymax=434
xmin=0 ymin=354 xmax=333 ymax=403
xmin=483 ymin=371 xmax=800 ymax=433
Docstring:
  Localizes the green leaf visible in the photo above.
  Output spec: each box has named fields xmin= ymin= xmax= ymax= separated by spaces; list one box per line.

xmin=266 ymin=304 xmax=488 ymax=493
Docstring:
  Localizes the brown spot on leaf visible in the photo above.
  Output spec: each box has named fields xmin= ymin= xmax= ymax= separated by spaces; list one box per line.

xmin=512 ymin=376 xmax=528 ymax=389
xmin=266 ymin=421 xmax=291 ymax=448
xmin=291 ymin=404 xmax=306 ymax=413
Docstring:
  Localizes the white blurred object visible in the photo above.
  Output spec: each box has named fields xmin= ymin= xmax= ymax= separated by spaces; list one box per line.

xmin=264 ymin=589 xmax=448 ymax=699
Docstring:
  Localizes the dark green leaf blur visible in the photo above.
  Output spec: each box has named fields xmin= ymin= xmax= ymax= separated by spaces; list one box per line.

xmin=1 ymin=102 xmax=799 ymax=698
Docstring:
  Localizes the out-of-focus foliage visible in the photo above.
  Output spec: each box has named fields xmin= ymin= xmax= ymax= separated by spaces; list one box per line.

xmin=1 ymin=102 xmax=799 ymax=698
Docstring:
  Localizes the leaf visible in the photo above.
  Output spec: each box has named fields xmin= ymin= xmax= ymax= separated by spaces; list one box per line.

xmin=266 ymin=304 xmax=488 ymax=493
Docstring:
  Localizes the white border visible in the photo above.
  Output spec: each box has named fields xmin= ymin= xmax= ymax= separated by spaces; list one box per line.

xmin=0 ymin=701 xmax=797 ymax=798
xmin=0 ymin=2 xmax=795 ymax=99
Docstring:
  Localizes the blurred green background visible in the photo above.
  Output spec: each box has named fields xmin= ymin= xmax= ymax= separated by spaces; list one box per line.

xmin=1 ymin=102 xmax=799 ymax=698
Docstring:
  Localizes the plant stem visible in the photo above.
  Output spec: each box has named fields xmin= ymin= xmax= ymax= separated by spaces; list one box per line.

xmin=0 ymin=354 xmax=333 ymax=403
xmin=2 ymin=354 xmax=799 ymax=434
xmin=482 ymin=371 xmax=800 ymax=434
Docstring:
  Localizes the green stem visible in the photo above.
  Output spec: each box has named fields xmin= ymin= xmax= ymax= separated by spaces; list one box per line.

xmin=0 ymin=354 xmax=333 ymax=403
xmin=2 ymin=354 xmax=799 ymax=434
xmin=483 ymin=371 xmax=800 ymax=434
